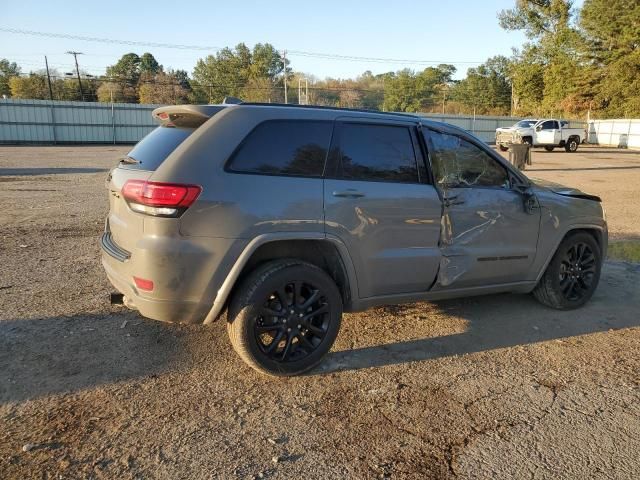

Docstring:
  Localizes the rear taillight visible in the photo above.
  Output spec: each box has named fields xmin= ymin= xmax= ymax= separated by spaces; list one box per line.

xmin=133 ymin=276 xmax=154 ymax=291
xmin=122 ymin=180 xmax=201 ymax=217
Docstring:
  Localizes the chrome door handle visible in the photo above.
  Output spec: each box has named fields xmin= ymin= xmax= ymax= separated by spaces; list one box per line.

xmin=332 ymin=190 xmax=365 ymax=198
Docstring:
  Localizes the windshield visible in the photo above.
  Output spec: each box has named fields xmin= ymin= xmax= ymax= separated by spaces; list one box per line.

xmin=514 ymin=120 xmax=537 ymax=128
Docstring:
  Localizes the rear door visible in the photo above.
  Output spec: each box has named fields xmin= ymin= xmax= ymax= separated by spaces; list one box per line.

xmin=424 ymin=127 xmax=541 ymax=289
xmin=323 ymin=119 xmax=442 ymax=298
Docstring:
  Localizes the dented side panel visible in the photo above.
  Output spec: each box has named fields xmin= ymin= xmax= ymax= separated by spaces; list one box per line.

xmin=433 ymin=187 xmax=541 ymax=289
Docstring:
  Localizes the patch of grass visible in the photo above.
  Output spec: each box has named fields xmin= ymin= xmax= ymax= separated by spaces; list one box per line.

xmin=608 ymin=241 xmax=640 ymax=262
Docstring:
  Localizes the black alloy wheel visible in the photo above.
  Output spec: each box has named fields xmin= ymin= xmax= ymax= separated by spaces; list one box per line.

xmin=254 ymin=280 xmax=330 ymax=363
xmin=558 ymin=242 xmax=597 ymax=301
xmin=227 ymin=260 xmax=342 ymax=376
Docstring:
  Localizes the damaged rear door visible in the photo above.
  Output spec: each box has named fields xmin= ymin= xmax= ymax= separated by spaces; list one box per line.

xmin=423 ymin=127 xmax=541 ymax=289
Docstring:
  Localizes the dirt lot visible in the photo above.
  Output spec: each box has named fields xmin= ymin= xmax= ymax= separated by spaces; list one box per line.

xmin=1 ymin=144 xmax=639 ymax=479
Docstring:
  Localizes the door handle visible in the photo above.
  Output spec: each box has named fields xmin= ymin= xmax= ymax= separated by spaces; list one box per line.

xmin=332 ymin=189 xmax=365 ymax=198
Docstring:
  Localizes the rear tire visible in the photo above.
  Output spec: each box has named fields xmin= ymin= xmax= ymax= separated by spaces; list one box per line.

xmin=227 ymin=260 xmax=342 ymax=376
xmin=532 ymin=232 xmax=602 ymax=310
xmin=564 ymin=137 xmax=579 ymax=152
xmin=544 ymin=146 xmax=555 ymax=152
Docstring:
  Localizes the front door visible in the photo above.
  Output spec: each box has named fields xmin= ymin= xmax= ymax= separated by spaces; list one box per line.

xmin=424 ymin=128 xmax=541 ymax=289
xmin=536 ymin=120 xmax=560 ymax=145
xmin=324 ymin=120 xmax=442 ymax=298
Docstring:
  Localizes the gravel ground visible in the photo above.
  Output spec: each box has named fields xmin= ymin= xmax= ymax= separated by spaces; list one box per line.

xmin=1 ymin=145 xmax=639 ymax=479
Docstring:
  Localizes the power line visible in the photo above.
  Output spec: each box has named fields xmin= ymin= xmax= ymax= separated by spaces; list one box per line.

xmin=0 ymin=27 xmax=485 ymax=65
xmin=0 ymin=27 xmax=223 ymax=52
xmin=10 ymin=71 xmax=515 ymax=105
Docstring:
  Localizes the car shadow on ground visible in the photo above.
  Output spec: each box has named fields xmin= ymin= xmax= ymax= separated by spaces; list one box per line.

xmin=316 ymin=263 xmax=640 ymax=375
xmin=0 ymin=167 xmax=108 ymax=176
xmin=567 ymin=148 xmax=640 ymax=155
xmin=0 ymin=311 xmax=187 ymax=404
xmin=530 ymin=166 xmax=640 ymax=172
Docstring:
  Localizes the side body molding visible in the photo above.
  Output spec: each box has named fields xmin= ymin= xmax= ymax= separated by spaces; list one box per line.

xmin=203 ymin=232 xmax=359 ymax=324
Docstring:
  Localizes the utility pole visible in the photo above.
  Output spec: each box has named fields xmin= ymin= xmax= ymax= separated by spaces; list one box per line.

xmin=282 ymin=50 xmax=288 ymax=104
xmin=44 ymin=56 xmax=57 ymax=144
xmin=44 ymin=56 xmax=54 ymax=101
xmin=66 ymin=51 xmax=85 ymax=101
xmin=510 ymin=82 xmax=514 ymax=118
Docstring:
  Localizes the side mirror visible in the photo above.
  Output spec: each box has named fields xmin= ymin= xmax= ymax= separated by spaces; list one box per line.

xmin=511 ymin=179 xmax=538 ymax=214
xmin=536 ymin=125 xmax=542 ymax=132
xmin=523 ymin=188 xmax=538 ymax=214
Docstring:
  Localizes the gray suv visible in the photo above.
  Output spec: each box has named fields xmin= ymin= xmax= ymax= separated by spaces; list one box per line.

xmin=102 ymin=103 xmax=607 ymax=376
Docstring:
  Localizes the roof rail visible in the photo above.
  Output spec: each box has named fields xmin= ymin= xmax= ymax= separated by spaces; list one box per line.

xmin=239 ymin=102 xmax=421 ymax=119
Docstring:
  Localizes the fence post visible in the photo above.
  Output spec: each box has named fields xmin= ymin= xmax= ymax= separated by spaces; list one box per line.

xmin=49 ymin=100 xmax=57 ymax=145
xmin=111 ymin=89 xmax=116 ymax=144
xmin=472 ymin=107 xmax=476 ymax=134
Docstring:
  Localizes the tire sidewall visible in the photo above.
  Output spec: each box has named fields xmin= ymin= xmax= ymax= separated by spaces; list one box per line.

xmin=230 ymin=263 xmax=342 ymax=376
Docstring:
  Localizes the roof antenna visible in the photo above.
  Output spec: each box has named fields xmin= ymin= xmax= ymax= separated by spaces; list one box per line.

xmin=222 ymin=96 xmax=243 ymax=105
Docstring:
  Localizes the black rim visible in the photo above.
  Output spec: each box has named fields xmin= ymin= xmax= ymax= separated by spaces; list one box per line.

xmin=559 ymin=242 xmax=597 ymax=301
xmin=253 ymin=281 xmax=330 ymax=363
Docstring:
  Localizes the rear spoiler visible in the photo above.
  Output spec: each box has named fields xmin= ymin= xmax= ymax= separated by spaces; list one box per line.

xmin=151 ymin=105 xmax=227 ymax=128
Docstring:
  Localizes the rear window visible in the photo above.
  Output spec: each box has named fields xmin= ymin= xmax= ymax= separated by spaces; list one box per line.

xmin=227 ymin=120 xmax=332 ymax=177
xmin=123 ymin=126 xmax=194 ymax=171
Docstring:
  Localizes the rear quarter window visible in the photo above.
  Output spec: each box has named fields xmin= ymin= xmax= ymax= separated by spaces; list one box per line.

xmin=123 ymin=126 xmax=194 ymax=171
xmin=227 ymin=120 xmax=333 ymax=177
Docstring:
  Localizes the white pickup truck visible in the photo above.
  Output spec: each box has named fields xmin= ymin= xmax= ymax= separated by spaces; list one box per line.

xmin=496 ymin=118 xmax=586 ymax=152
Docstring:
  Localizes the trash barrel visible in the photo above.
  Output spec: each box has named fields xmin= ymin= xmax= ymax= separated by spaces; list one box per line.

xmin=508 ymin=144 xmax=531 ymax=170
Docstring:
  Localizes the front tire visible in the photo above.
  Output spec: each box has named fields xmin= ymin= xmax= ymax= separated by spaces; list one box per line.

xmin=532 ymin=232 xmax=602 ymax=309
xmin=227 ymin=260 xmax=342 ymax=376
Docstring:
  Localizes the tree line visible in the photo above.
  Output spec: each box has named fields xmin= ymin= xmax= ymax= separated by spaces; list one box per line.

xmin=1 ymin=0 xmax=637 ymax=118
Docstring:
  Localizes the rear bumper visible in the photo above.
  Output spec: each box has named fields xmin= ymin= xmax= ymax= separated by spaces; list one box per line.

xmin=103 ymin=257 xmax=208 ymax=323
xmin=101 ymin=231 xmax=244 ymax=324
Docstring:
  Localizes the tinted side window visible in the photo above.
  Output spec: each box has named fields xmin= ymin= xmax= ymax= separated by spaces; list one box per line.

xmin=429 ymin=131 xmax=509 ymax=188
xmin=540 ymin=120 xmax=556 ymax=130
xmin=334 ymin=123 xmax=418 ymax=183
xmin=229 ymin=120 xmax=332 ymax=177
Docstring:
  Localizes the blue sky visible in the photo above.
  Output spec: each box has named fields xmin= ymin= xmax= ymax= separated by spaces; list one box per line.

xmin=1 ymin=0 xmax=582 ymax=80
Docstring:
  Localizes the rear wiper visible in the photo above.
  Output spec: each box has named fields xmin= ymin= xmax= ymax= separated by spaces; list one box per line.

xmin=119 ymin=156 xmax=140 ymax=165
